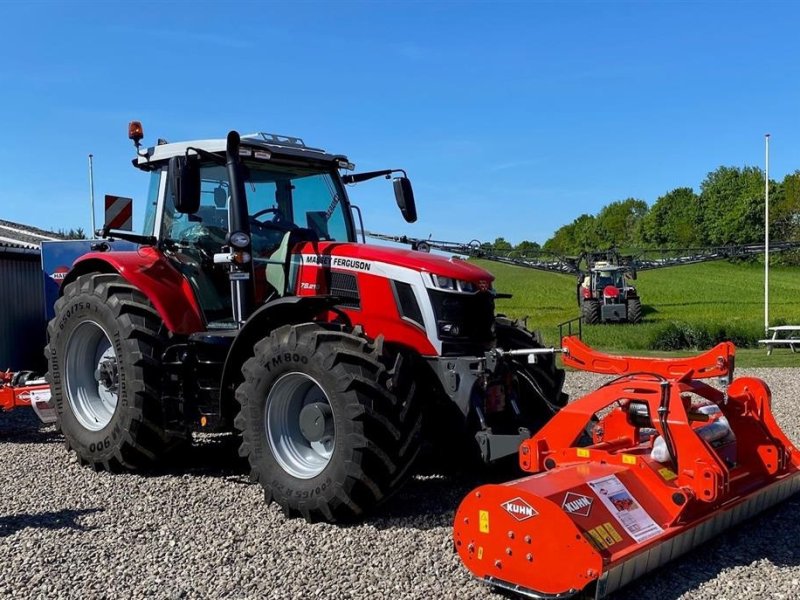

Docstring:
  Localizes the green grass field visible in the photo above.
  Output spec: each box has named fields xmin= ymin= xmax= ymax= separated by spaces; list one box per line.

xmin=474 ymin=258 xmax=800 ymax=367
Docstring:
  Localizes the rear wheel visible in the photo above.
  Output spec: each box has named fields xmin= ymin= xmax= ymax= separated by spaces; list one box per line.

xmin=582 ymin=298 xmax=600 ymax=325
xmin=46 ymin=273 xmax=183 ymax=471
xmin=234 ymin=323 xmax=423 ymax=522
xmin=627 ymin=298 xmax=642 ymax=324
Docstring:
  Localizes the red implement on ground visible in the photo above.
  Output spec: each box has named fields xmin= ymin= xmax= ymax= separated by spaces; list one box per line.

xmin=0 ymin=370 xmax=56 ymax=423
xmin=454 ymin=337 xmax=800 ymax=599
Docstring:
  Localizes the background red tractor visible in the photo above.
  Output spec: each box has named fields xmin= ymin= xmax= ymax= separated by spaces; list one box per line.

xmin=578 ymin=260 xmax=642 ymax=324
xmin=45 ymin=124 xmax=567 ymax=522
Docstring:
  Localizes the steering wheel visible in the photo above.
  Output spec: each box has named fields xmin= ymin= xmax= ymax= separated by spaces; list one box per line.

xmin=251 ymin=207 xmax=289 ymax=226
xmin=250 ymin=208 xmax=297 ymax=238
xmin=246 ymin=209 xmax=297 ymax=258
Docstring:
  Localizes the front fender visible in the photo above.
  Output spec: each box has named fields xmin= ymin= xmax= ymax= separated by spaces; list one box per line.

xmin=63 ymin=247 xmax=204 ymax=334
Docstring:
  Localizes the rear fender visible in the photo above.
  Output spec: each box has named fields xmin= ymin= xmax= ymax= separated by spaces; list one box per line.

xmin=62 ymin=248 xmax=204 ymax=334
xmin=218 ymin=296 xmax=350 ymax=422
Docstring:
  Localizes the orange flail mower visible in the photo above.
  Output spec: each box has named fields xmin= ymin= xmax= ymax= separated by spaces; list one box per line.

xmin=453 ymin=337 xmax=800 ymax=599
xmin=0 ymin=370 xmax=55 ymax=423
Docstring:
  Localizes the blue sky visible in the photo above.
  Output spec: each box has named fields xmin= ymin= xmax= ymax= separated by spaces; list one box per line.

xmin=1 ymin=0 xmax=798 ymax=245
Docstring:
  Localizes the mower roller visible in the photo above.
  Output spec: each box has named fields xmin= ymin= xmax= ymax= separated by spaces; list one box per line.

xmin=453 ymin=337 xmax=800 ymax=598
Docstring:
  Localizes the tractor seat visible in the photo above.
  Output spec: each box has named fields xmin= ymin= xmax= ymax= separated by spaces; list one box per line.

xmin=264 ymin=228 xmax=319 ymax=296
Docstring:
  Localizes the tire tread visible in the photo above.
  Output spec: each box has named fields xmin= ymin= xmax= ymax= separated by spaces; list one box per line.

xmin=47 ymin=273 xmax=185 ymax=471
xmin=235 ymin=323 xmax=423 ymax=522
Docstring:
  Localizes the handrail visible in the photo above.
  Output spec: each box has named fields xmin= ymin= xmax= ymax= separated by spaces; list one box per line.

xmin=557 ymin=316 xmax=582 ymax=341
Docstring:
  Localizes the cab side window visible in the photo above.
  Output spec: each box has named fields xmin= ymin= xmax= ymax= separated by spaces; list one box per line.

xmin=161 ymin=166 xmax=229 ymax=243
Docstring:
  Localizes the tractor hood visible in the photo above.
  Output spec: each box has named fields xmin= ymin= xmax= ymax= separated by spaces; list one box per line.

xmin=294 ymin=241 xmax=495 ymax=285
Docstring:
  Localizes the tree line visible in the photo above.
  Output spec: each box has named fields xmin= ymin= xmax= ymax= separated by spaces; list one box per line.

xmin=57 ymin=227 xmax=87 ymax=240
xmin=483 ymin=166 xmax=800 ymax=256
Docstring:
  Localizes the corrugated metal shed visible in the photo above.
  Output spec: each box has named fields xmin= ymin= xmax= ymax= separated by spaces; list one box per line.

xmin=0 ymin=221 xmax=66 ymax=371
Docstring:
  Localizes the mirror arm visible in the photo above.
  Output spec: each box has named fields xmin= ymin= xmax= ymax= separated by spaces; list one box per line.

xmin=342 ymin=168 xmax=407 ymax=185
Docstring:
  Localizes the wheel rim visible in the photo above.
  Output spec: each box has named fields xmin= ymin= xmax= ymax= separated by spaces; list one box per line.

xmin=64 ymin=321 xmax=119 ymax=432
xmin=265 ymin=372 xmax=335 ymax=479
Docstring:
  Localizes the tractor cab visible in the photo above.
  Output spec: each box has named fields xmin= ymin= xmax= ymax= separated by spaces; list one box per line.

xmin=590 ymin=263 xmax=629 ymax=299
xmin=128 ymin=126 xmax=415 ymax=327
xmin=139 ymin=145 xmax=355 ymax=324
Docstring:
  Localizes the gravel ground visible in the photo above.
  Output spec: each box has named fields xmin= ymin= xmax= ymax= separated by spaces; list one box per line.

xmin=2 ymin=369 xmax=800 ymax=599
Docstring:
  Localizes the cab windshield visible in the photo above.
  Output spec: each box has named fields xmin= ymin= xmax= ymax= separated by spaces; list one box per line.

xmin=595 ymin=271 xmax=624 ymax=288
xmin=160 ymin=163 xmax=353 ymax=257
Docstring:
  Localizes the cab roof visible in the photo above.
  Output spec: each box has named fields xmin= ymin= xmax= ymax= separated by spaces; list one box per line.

xmin=591 ymin=262 xmax=627 ymax=272
xmin=134 ymin=131 xmax=352 ymax=171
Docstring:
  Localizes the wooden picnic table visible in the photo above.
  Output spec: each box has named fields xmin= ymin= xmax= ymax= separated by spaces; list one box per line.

xmin=758 ymin=325 xmax=800 ymax=355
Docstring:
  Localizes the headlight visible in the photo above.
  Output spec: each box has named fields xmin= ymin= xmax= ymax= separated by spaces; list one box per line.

xmin=431 ymin=275 xmax=480 ymax=293
xmin=432 ymin=275 xmax=457 ymax=290
xmin=439 ymin=322 xmax=461 ymax=336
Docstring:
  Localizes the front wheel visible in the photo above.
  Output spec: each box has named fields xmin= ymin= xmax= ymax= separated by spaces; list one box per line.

xmin=234 ymin=324 xmax=423 ymax=522
xmin=495 ymin=317 xmax=567 ymax=420
xmin=582 ymin=298 xmax=601 ymax=325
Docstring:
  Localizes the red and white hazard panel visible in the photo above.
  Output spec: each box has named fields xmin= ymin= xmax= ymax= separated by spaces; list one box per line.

xmin=104 ymin=195 xmax=133 ymax=230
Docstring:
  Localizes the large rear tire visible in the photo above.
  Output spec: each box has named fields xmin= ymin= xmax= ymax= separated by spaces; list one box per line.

xmin=234 ymin=323 xmax=423 ymax=522
xmin=582 ymin=298 xmax=601 ymax=325
xmin=46 ymin=273 xmax=183 ymax=471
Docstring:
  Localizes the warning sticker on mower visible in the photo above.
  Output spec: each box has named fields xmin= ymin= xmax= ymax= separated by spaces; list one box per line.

xmin=587 ymin=475 xmax=662 ymax=543
xmin=479 ymin=510 xmax=490 ymax=533
xmin=587 ymin=522 xmax=623 ymax=550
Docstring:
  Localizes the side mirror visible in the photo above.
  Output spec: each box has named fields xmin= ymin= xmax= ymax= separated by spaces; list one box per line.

xmin=168 ymin=155 xmax=201 ymax=214
xmin=393 ymin=177 xmax=417 ymax=223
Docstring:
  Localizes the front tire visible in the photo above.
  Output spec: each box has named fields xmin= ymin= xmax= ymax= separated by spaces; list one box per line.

xmin=234 ymin=323 xmax=423 ymax=522
xmin=582 ymin=298 xmax=601 ymax=325
xmin=46 ymin=273 xmax=180 ymax=471
xmin=495 ymin=317 xmax=568 ymax=417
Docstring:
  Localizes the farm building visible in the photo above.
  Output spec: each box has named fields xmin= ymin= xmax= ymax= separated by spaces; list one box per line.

xmin=0 ymin=220 xmax=65 ymax=371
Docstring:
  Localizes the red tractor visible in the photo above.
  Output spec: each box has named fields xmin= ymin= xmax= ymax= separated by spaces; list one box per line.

xmin=578 ymin=261 xmax=642 ymax=324
xmin=46 ymin=124 xmax=566 ymax=522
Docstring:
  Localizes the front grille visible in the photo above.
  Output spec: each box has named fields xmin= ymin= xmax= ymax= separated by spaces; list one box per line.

xmin=428 ymin=289 xmax=494 ymax=350
xmin=330 ymin=271 xmax=360 ymax=308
